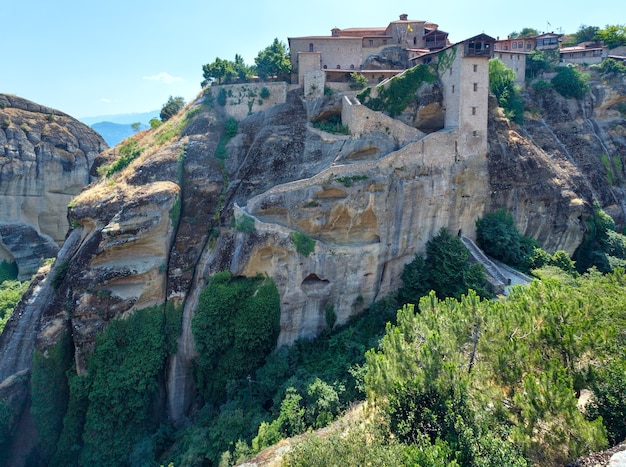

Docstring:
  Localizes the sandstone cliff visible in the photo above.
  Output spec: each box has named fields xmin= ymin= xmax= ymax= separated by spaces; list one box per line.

xmin=0 ymin=94 xmax=107 ymax=279
xmin=1 ymin=71 xmax=625 ymax=442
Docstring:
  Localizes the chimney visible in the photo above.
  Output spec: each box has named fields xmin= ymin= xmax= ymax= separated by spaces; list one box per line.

xmin=399 ymin=14 xmax=408 ymax=21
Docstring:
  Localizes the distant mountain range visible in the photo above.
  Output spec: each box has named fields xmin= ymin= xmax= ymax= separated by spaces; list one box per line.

xmin=80 ymin=110 xmax=159 ymax=146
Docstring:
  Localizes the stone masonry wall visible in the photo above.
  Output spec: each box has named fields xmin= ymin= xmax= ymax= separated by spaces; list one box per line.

xmin=211 ymin=82 xmax=288 ymax=120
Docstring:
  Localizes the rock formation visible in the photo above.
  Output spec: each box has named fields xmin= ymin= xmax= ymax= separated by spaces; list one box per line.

xmin=0 ymin=94 xmax=107 ymax=279
xmin=0 ymin=68 xmax=624 ymax=459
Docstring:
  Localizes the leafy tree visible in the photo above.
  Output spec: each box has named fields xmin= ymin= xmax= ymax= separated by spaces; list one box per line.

xmin=233 ymin=53 xmax=253 ymax=81
xmin=596 ymin=58 xmax=626 ymax=76
xmin=254 ymin=38 xmax=291 ymax=80
xmin=201 ymin=57 xmax=235 ymax=86
xmin=596 ymin=24 xmax=626 ymax=49
xmin=526 ymin=49 xmax=560 ymax=79
xmin=476 ymin=209 xmax=525 ymax=267
xmin=160 ymin=95 xmax=185 ymax=122
xmin=574 ymin=25 xmax=600 ymax=43
xmin=399 ymin=228 xmax=491 ymax=303
xmin=585 ymin=357 xmax=626 ymax=445
xmin=513 ymin=27 xmax=539 ymax=38
xmin=130 ymin=122 xmax=141 ymax=133
xmin=349 ymin=72 xmax=368 ymax=89
xmin=489 ymin=58 xmax=523 ymax=123
xmin=551 ymin=66 xmax=590 ymax=99
xmin=149 ymin=118 xmax=162 ymax=129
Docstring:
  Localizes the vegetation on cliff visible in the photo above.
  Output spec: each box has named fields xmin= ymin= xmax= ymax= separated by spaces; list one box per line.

xmin=287 ymin=269 xmax=626 ymax=466
xmin=0 ymin=279 xmax=28 ymax=335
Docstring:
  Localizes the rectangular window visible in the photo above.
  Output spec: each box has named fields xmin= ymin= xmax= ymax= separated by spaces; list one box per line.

xmin=473 ymin=64 xmax=478 ymax=72
xmin=473 ymin=83 xmax=478 ymax=91
xmin=518 ymin=41 xmax=523 ymax=48
xmin=472 ymin=107 xmax=477 ymax=115
xmin=452 ymin=85 xmax=455 ymax=93
xmin=473 ymin=130 xmax=478 ymax=137
xmin=512 ymin=42 xmax=517 ymax=49
xmin=526 ymin=42 xmax=532 ymax=49
xmin=368 ymin=39 xmax=373 ymax=46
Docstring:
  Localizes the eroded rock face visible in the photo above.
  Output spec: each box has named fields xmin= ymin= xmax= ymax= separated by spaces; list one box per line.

xmin=2 ymin=74 xmax=625 ymax=426
xmin=0 ymin=94 xmax=107 ymax=277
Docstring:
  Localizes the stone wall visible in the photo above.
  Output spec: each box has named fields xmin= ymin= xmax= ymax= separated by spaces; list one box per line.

xmin=211 ymin=82 xmax=288 ymax=120
xmin=341 ymin=95 xmax=424 ymax=143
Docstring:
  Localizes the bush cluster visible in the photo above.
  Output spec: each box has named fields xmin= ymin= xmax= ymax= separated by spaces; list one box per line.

xmin=358 ymin=64 xmax=435 ymax=117
xmin=398 ymin=227 xmax=491 ymax=304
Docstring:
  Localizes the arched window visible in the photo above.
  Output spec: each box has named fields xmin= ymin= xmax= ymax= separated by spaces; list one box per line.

xmin=309 ymin=43 xmax=314 ymax=52
xmin=350 ymin=64 xmax=355 ymax=69
xmin=323 ymin=65 xmax=327 ymax=69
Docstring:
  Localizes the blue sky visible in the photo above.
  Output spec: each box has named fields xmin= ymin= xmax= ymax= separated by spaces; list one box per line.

xmin=2 ymin=0 xmax=621 ymax=119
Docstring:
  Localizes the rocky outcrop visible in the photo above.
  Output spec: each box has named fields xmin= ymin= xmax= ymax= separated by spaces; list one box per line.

xmin=487 ymin=76 xmax=626 ymax=253
xmin=0 ymin=94 xmax=107 ymax=277
xmin=1 ymin=70 xmax=625 ymax=433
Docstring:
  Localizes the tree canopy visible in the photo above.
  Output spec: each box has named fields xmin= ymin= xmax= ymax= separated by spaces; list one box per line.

xmin=159 ymin=95 xmax=185 ymax=122
xmin=574 ymin=25 xmax=600 ymax=43
xmin=596 ymin=24 xmax=626 ymax=49
xmin=509 ymin=27 xmax=539 ymax=38
xmin=254 ymin=38 xmax=291 ymax=80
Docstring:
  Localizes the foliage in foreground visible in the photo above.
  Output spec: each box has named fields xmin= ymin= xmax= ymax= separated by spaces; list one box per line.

xmin=287 ymin=270 xmax=626 ymax=466
xmin=331 ymin=269 xmax=624 ymax=467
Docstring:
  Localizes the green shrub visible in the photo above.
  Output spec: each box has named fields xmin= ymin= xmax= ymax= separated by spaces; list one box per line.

xmin=192 ymin=272 xmax=281 ymax=402
xmin=217 ymin=88 xmax=228 ymax=106
xmin=31 ymin=332 xmax=72 ymax=461
xmin=335 ymin=174 xmax=368 ymax=187
xmin=586 ymin=357 xmax=626 ymax=445
xmin=260 ymin=87 xmax=270 ymax=99
xmin=160 ymin=96 xmax=185 ymax=122
xmin=312 ymin=114 xmax=349 ymax=134
xmin=0 ymin=280 xmax=29 ymax=334
xmin=532 ymin=79 xmax=553 ymax=95
xmin=80 ymin=307 xmax=168 ymax=465
xmin=235 ymin=214 xmax=255 ymax=233
xmin=105 ymin=139 xmax=143 ymax=177
xmin=359 ymin=64 xmax=435 ymax=116
xmin=349 ymin=72 xmax=368 ymax=90
xmin=551 ymin=66 xmax=590 ymax=99
xmin=291 ymin=232 xmax=315 ymax=257
xmin=224 ymin=117 xmax=238 ymax=138
xmin=50 ymin=259 xmax=70 ymax=290
xmin=399 ymin=228 xmax=491 ymax=303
